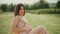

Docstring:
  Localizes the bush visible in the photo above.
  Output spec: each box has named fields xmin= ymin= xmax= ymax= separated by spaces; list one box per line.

xmin=26 ymin=9 xmax=60 ymax=14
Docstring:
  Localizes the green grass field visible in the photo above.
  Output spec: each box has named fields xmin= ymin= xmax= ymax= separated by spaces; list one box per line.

xmin=0 ymin=12 xmax=60 ymax=34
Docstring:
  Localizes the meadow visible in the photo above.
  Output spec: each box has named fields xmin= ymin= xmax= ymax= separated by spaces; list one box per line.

xmin=0 ymin=12 xmax=60 ymax=34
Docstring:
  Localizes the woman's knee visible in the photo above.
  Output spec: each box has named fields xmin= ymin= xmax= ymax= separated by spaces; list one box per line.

xmin=36 ymin=25 xmax=45 ymax=30
xmin=37 ymin=25 xmax=49 ymax=34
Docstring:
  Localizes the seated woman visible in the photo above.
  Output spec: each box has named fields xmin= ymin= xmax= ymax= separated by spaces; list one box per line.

xmin=11 ymin=3 xmax=49 ymax=34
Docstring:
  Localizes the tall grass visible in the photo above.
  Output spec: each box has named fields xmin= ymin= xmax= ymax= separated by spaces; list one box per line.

xmin=0 ymin=11 xmax=60 ymax=34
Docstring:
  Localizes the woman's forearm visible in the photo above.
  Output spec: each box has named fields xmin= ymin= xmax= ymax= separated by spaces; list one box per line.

xmin=13 ymin=27 xmax=25 ymax=32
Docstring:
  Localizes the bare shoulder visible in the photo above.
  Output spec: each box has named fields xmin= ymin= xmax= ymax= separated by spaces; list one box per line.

xmin=13 ymin=16 xmax=20 ymax=20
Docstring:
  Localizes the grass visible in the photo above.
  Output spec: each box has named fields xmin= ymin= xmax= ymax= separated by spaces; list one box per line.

xmin=0 ymin=12 xmax=60 ymax=34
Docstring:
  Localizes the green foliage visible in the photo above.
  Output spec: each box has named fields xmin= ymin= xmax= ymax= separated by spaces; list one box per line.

xmin=24 ymin=4 xmax=30 ymax=10
xmin=24 ymin=0 xmax=49 ymax=10
xmin=0 ymin=4 xmax=7 ymax=12
xmin=38 ymin=0 xmax=49 ymax=9
xmin=0 ymin=3 xmax=15 ymax=12
xmin=56 ymin=1 xmax=60 ymax=8
xmin=27 ymin=9 xmax=60 ymax=14
xmin=29 ymin=0 xmax=49 ymax=10
xmin=8 ymin=3 xmax=15 ymax=12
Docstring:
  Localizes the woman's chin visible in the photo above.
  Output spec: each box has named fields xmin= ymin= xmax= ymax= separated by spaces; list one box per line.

xmin=20 ymin=13 xmax=23 ymax=15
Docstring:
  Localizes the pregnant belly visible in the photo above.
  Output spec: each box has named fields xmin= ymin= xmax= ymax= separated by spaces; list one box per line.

xmin=24 ymin=24 xmax=32 ymax=31
xmin=19 ymin=31 xmax=30 ymax=34
xmin=16 ymin=22 xmax=25 ymax=29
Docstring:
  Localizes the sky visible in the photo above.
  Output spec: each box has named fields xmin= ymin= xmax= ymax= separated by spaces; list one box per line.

xmin=0 ymin=0 xmax=58 ymax=5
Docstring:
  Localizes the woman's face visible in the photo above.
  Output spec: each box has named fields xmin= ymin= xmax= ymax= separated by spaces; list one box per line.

xmin=19 ymin=6 xmax=25 ymax=16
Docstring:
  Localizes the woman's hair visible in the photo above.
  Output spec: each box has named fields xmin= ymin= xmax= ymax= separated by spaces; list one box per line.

xmin=14 ymin=3 xmax=25 ymax=16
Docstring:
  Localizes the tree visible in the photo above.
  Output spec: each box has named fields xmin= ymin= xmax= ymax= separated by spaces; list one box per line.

xmin=24 ymin=4 xmax=30 ymax=10
xmin=0 ymin=4 xmax=7 ymax=12
xmin=56 ymin=1 xmax=60 ymax=8
xmin=30 ymin=3 xmax=38 ymax=10
xmin=8 ymin=3 xmax=15 ymax=12
xmin=38 ymin=0 xmax=49 ymax=9
xmin=0 ymin=5 xmax=1 ymax=10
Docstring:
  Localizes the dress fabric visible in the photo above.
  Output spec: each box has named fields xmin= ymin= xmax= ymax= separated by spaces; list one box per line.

xmin=16 ymin=16 xmax=32 ymax=34
xmin=15 ymin=16 xmax=49 ymax=34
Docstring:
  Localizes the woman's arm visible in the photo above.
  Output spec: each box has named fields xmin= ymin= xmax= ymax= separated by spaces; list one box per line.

xmin=11 ymin=16 xmax=25 ymax=33
xmin=22 ymin=17 xmax=33 ymax=31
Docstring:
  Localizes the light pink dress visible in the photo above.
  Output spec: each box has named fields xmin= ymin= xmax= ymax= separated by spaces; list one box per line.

xmin=13 ymin=16 xmax=49 ymax=34
xmin=16 ymin=16 xmax=32 ymax=34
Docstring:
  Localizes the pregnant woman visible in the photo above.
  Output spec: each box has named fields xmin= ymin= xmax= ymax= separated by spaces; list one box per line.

xmin=11 ymin=3 xmax=49 ymax=34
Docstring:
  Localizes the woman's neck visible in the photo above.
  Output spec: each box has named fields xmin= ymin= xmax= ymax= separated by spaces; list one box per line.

xmin=18 ymin=15 xmax=23 ymax=17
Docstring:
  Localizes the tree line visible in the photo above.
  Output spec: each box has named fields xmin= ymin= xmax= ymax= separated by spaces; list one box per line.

xmin=0 ymin=0 xmax=60 ymax=12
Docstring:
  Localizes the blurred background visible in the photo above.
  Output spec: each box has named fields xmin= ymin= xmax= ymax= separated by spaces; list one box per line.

xmin=0 ymin=0 xmax=60 ymax=34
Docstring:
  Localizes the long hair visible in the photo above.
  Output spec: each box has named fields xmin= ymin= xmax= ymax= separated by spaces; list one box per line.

xmin=14 ymin=3 xmax=25 ymax=16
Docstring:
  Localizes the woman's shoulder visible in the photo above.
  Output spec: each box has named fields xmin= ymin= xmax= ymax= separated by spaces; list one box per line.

xmin=14 ymin=16 xmax=21 ymax=20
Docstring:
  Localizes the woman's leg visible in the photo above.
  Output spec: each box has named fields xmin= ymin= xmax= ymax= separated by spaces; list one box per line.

xmin=29 ymin=25 xmax=49 ymax=34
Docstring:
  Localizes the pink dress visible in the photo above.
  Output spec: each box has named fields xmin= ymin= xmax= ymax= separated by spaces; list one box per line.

xmin=12 ymin=16 xmax=49 ymax=34
xmin=16 ymin=16 xmax=32 ymax=34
